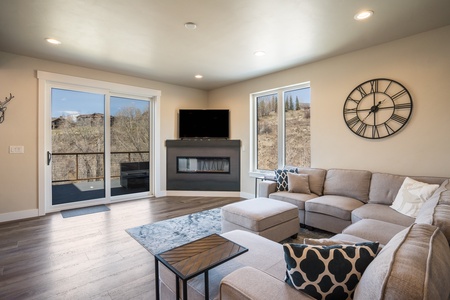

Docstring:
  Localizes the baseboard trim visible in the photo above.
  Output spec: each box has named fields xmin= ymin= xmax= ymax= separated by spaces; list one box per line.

xmin=0 ymin=209 xmax=39 ymax=223
xmin=164 ymin=190 xmax=242 ymax=197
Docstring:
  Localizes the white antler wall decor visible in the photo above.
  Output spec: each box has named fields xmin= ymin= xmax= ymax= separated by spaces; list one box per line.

xmin=0 ymin=93 xmax=15 ymax=123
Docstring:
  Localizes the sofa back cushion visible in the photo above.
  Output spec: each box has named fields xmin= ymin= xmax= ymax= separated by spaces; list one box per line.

xmin=354 ymin=223 xmax=450 ymax=300
xmin=369 ymin=172 xmax=447 ymax=205
xmin=416 ymin=179 xmax=450 ymax=243
xmin=323 ymin=169 xmax=371 ymax=203
xmin=297 ymin=167 xmax=327 ymax=196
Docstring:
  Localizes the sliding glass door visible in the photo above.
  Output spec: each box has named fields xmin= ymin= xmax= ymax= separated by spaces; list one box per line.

xmin=51 ymin=88 xmax=106 ymax=205
xmin=45 ymin=83 xmax=154 ymax=210
xmin=110 ymin=96 xmax=150 ymax=196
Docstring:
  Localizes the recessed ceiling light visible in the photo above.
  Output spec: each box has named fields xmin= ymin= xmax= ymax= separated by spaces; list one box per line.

xmin=354 ymin=10 xmax=374 ymax=20
xmin=46 ymin=38 xmax=62 ymax=45
xmin=195 ymin=74 xmax=203 ymax=79
xmin=254 ymin=51 xmax=266 ymax=57
xmin=185 ymin=22 xmax=197 ymax=30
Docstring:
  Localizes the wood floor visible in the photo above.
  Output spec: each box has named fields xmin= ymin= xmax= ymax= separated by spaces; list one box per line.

xmin=0 ymin=196 xmax=243 ymax=300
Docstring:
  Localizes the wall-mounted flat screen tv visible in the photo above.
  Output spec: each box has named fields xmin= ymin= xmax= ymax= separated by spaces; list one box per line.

xmin=179 ymin=109 xmax=229 ymax=139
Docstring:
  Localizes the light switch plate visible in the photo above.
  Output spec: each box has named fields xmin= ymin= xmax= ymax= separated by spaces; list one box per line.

xmin=9 ymin=146 xmax=24 ymax=154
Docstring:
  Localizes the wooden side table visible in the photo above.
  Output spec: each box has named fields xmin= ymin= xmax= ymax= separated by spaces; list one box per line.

xmin=154 ymin=233 xmax=248 ymax=300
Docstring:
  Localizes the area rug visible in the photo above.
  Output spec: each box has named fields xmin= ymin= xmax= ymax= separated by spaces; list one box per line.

xmin=60 ymin=204 xmax=110 ymax=218
xmin=126 ymin=208 xmax=333 ymax=255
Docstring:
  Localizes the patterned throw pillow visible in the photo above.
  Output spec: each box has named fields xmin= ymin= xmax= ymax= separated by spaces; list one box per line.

xmin=283 ymin=242 xmax=379 ymax=300
xmin=275 ymin=168 xmax=298 ymax=191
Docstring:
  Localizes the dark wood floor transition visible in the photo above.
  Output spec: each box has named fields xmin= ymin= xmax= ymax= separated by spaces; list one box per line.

xmin=0 ymin=196 xmax=243 ymax=299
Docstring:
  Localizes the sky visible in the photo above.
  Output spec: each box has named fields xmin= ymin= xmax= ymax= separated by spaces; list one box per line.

xmin=51 ymin=88 xmax=149 ymax=118
xmin=257 ymin=87 xmax=311 ymax=104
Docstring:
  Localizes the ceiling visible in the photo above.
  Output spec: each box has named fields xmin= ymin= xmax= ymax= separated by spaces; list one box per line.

xmin=1 ymin=0 xmax=450 ymax=91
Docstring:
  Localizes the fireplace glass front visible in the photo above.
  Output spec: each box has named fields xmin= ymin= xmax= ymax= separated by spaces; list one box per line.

xmin=177 ymin=157 xmax=230 ymax=174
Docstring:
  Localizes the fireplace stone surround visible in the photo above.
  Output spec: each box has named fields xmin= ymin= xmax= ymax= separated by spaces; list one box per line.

xmin=166 ymin=139 xmax=240 ymax=191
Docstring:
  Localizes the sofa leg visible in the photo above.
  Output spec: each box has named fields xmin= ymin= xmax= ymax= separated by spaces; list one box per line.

xmin=291 ymin=233 xmax=298 ymax=239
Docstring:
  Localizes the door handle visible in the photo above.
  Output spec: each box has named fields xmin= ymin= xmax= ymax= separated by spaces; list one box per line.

xmin=47 ymin=151 xmax=52 ymax=165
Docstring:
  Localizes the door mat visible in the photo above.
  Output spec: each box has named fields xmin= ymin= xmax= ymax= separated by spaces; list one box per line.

xmin=61 ymin=204 xmax=110 ymax=218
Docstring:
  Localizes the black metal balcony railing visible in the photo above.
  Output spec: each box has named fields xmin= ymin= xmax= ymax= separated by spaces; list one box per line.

xmin=51 ymin=151 xmax=149 ymax=184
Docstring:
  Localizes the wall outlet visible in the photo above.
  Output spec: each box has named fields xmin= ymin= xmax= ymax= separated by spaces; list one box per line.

xmin=9 ymin=146 xmax=24 ymax=154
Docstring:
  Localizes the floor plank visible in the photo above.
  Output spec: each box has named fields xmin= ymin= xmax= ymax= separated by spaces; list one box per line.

xmin=0 ymin=196 xmax=243 ymax=299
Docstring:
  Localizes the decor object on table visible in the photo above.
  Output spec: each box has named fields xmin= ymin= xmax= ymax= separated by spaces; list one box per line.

xmin=0 ymin=93 xmax=15 ymax=123
xmin=343 ymin=78 xmax=412 ymax=139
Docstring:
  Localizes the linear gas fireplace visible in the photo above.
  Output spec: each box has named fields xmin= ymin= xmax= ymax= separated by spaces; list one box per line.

xmin=166 ymin=140 xmax=240 ymax=191
xmin=177 ymin=157 xmax=230 ymax=174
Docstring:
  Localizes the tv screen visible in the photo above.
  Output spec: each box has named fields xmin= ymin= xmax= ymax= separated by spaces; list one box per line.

xmin=179 ymin=109 xmax=229 ymax=139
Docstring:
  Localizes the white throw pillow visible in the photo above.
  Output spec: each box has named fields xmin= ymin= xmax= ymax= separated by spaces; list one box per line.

xmin=390 ymin=177 xmax=439 ymax=218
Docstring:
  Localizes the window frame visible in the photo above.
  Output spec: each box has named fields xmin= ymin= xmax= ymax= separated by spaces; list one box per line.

xmin=250 ymin=82 xmax=310 ymax=178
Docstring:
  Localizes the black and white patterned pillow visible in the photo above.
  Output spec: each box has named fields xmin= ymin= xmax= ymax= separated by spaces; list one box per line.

xmin=283 ymin=242 xmax=379 ymax=300
xmin=274 ymin=168 xmax=298 ymax=191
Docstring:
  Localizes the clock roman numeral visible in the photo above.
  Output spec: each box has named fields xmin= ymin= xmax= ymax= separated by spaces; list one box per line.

xmin=370 ymin=80 xmax=379 ymax=93
xmin=347 ymin=116 xmax=360 ymax=128
xmin=394 ymin=103 xmax=412 ymax=109
xmin=372 ymin=125 xmax=380 ymax=139
xmin=391 ymin=114 xmax=407 ymax=124
xmin=347 ymin=96 xmax=360 ymax=104
xmin=356 ymin=122 xmax=367 ymax=136
xmin=357 ymin=86 xmax=367 ymax=98
xmin=344 ymin=108 xmax=357 ymax=114
xmin=384 ymin=123 xmax=395 ymax=135
xmin=391 ymin=88 xmax=407 ymax=101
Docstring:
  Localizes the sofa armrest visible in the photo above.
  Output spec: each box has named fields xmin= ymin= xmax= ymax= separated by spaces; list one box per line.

xmin=220 ymin=266 xmax=314 ymax=300
xmin=258 ymin=180 xmax=277 ymax=198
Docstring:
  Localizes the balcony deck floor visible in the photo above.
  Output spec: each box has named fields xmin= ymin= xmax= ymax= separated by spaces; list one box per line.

xmin=52 ymin=179 xmax=148 ymax=205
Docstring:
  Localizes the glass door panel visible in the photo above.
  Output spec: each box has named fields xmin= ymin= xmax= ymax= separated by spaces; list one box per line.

xmin=110 ymin=96 xmax=150 ymax=196
xmin=51 ymin=88 xmax=105 ymax=205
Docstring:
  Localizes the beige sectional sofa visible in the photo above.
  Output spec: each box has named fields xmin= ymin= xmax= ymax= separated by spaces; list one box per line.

xmin=259 ymin=168 xmax=446 ymax=235
xmin=159 ymin=168 xmax=450 ymax=299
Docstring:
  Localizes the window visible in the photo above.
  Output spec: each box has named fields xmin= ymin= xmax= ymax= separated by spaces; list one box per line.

xmin=251 ymin=82 xmax=310 ymax=174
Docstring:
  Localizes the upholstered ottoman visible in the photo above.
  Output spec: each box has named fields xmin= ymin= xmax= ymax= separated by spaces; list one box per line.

xmin=221 ymin=197 xmax=299 ymax=242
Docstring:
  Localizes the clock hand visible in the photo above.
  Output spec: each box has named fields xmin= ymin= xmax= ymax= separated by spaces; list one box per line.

xmin=362 ymin=99 xmax=386 ymax=122
xmin=362 ymin=111 xmax=372 ymax=122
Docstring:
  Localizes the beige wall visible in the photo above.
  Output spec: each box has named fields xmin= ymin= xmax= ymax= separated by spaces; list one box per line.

xmin=0 ymin=51 xmax=207 ymax=219
xmin=208 ymin=25 xmax=450 ymax=196
xmin=1 ymin=25 xmax=449 ymax=220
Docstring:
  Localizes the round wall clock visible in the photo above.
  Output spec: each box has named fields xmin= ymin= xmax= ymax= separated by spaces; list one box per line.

xmin=343 ymin=78 xmax=413 ymax=139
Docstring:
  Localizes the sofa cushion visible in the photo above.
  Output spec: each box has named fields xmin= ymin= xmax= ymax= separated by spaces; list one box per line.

xmin=368 ymin=172 xmax=407 ymax=205
xmin=288 ymin=173 xmax=311 ymax=194
xmin=269 ymin=191 xmax=318 ymax=210
xmin=342 ymin=219 xmax=406 ymax=246
xmin=416 ymin=179 xmax=450 ymax=243
xmin=390 ymin=177 xmax=439 ymax=218
xmin=297 ymin=167 xmax=327 ymax=196
xmin=354 ymin=223 xmax=450 ymax=300
xmin=275 ymin=167 xmax=298 ymax=191
xmin=351 ymin=203 xmax=415 ymax=227
xmin=369 ymin=172 xmax=447 ymax=205
xmin=283 ymin=242 xmax=378 ymax=300
xmin=305 ymin=195 xmax=365 ymax=221
xmin=323 ymin=169 xmax=372 ymax=203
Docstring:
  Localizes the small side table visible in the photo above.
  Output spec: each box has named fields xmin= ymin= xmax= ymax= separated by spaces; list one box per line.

xmin=154 ymin=233 xmax=248 ymax=300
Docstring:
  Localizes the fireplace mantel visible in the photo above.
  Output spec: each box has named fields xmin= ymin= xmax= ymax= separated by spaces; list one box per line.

xmin=166 ymin=139 xmax=240 ymax=191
